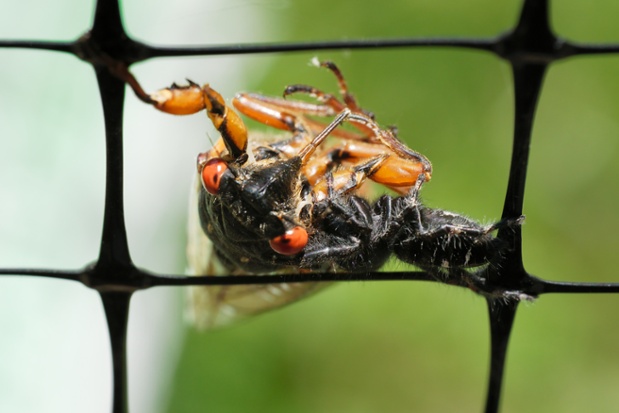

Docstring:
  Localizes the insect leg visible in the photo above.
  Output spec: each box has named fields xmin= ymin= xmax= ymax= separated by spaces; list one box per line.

xmin=287 ymin=59 xmax=367 ymax=115
xmin=311 ymin=155 xmax=389 ymax=200
xmin=283 ymin=84 xmax=347 ymax=114
xmin=301 ymin=195 xmax=389 ymax=271
xmin=308 ymin=137 xmax=432 ymax=195
xmin=232 ymin=93 xmax=371 ymax=166
xmin=393 ymin=201 xmax=522 ymax=271
xmin=151 ymin=83 xmax=248 ymax=158
xmin=231 ymin=93 xmax=367 ymax=159
xmin=284 ymin=81 xmax=375 ymax=138
xmin=314 ymin=59 xmax=364 ymax=113
xmin=232 ymin=92 xmax=336 ymax=132
xmin=124 ymin=74 xmax=248 ymax=159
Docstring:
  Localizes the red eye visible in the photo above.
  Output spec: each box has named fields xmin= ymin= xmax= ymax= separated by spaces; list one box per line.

xmin=269 ymin=226 xmax=308 ymax=255
xmin=201 ymin=158 xmax=228 ymax=195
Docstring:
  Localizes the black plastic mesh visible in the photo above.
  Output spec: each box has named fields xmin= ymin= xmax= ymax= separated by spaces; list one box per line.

xmin=2 ymin=0 xmax=619 ymax=412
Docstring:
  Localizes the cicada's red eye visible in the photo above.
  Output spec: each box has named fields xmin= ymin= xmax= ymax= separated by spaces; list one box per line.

xmin=201 ymin=158 xmax=228 ymax=195
xmin=269 ymin=226 xmax=308 ymax=255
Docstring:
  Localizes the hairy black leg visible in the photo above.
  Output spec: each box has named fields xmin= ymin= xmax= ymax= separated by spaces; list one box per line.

xmin=393 ymin=205 xmax=520 ymax=270
xmin=302 ymin=195 xmax=400 ymax=272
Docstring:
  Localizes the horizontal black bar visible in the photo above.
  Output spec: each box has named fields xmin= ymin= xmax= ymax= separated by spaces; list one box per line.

xmin=144 ymin=270 xmax=436 ymax=287
xmin=140 ymin=37 xmax=497 ymax=59
xmin=0 ymin=268 xmax=81 ymax=282
xmin=539 ymin=280 xmax=619 ymax=294
xmin=3 ymin=37 xmax=619 ymax=64
xmin=0 ymin=40 xmax=73 ymax=53
xmin=2 ymin=267 xmax=619 ymax=296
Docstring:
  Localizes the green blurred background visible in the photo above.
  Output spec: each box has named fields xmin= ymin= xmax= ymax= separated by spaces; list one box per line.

xmin=3 ymin=0 xmax=619 ymax=412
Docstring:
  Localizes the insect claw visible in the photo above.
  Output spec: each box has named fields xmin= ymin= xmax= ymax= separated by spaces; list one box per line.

xmin=318 ymin=60 xmax=336 ymax=71
xmin=403 ymin=173 xmax=427 ymax=204
xmin=356 ymin=153 xmax=389 ymax=174
xmin=388 ymin=125 xmax=399 ymax=137
xmin=282 ymin=85 xmax=294 ymax=98
xmin=487 ymin=215 xmax=525 ymax=233
xmin=283 ymin=85 xmax=305 ymax=98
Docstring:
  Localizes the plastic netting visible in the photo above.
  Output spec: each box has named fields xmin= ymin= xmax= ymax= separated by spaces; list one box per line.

xmin=2 ymin=0 xmax=619 ymax=412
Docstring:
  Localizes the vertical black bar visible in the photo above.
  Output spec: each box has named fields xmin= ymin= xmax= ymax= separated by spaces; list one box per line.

xmin=484 ymin=1 xmax=553 ymax=410
xmin=91 ymin=0 xmax=126 ymax=43
xmin=498 ymin=62 xmax=547 ymax=278
xmin=94 ymin=67 xmax=133 ymax=270
xmin=101 ymin=292 xmax=133 ymax=413
xmin=500 ymin=62 xmax=547 ymax=224
xmin=484 ymin=299 xmax=518 ymax=413
xmin=92 ymin=39 xmax=137 ymax=413
xmin=499 ymin=0 xmax=553 ymax=229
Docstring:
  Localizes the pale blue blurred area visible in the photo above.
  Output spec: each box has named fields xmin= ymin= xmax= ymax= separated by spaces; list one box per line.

xmin=0 ymin=1 xmax=277 ymax=412
xmin=0 ymin=4 xmax=112 ymax=411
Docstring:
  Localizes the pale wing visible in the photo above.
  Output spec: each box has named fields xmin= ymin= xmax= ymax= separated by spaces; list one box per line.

xmin=186 ymin=174 xmax=327 ymax=329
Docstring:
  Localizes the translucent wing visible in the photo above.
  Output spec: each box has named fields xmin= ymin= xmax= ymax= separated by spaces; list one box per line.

xmin=186 ymin=175 xmax=326 ymax=329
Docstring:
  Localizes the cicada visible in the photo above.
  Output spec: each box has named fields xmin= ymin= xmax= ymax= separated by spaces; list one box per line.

xmin=129 ymin=59 xmax=517 ymax=328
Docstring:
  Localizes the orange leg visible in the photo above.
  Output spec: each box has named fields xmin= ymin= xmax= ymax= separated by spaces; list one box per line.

xmin=303 ymin=139 xmax=431 ymax=194
xmin=312 ymin=58 xmax=365 ymax=114
xmin=149 ymin=83 xmax=249 ymax=159
xmin=122 ymin=72 xmax=249 ymax=160
xmin=291 ymin=107 xmax=432 ymax=195
xmin=299 ymin=108 xmax=432 ymax=190
xmin=234 ymin=60 xmax=379 ymax=142
xmin=344 ymin=111 xmax=432 ymax=175
xmin=311 ymin=155 xmax=388 ymax=201
xmin=283 ymin=59 xmax=378 ymax=137
xmin=283 ymin=85 xmax=347 ymax=114
xmin=234 ymin=92 xmax=337 ymax=123
xmin=121 ymin=60 xmax=431 ymax=195
xmin=233 ymin=92 xmax=368 ymax=142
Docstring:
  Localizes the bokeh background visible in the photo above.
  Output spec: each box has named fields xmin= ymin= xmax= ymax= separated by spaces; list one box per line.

xmin=2 ymin=0 xmax=619 ymax=412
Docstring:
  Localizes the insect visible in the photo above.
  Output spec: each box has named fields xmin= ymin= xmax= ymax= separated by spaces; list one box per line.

xmin=128 ymin=59 xmax=520 ymax=328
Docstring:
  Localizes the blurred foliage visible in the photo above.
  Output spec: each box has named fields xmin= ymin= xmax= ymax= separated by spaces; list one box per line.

xmin=162 ymin=1 xmax=619 ymax=413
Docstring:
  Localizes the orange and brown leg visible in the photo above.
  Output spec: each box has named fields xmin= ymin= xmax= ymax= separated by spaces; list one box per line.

xmin=282 ymin=82 xmax=378 ymax=140
xmin=311 ymin=155 xmax=389 ymax=201
xmin=314 ymin=59 xmax=364 ymax=114
xmin=233 ymin=92 xmax=369 ymax=144
xmin=343 ymin=111 xmax=433 ymax=188
xmin=123 ymin=73 xmax=248 ymax=160
xmin=149 ymin=83 xmax=248 ymax=159
xmin=284 ymin=60 xmax=378 ymax=136
xmin=303 ymin=138 xmax=431 ymax=195
xmin=296 ymin=107 xmax=432 ymax=194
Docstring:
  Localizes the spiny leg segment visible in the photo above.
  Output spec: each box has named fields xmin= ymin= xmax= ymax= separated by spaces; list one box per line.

xmin=123 ymin=60 xmax=432 ymax=197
